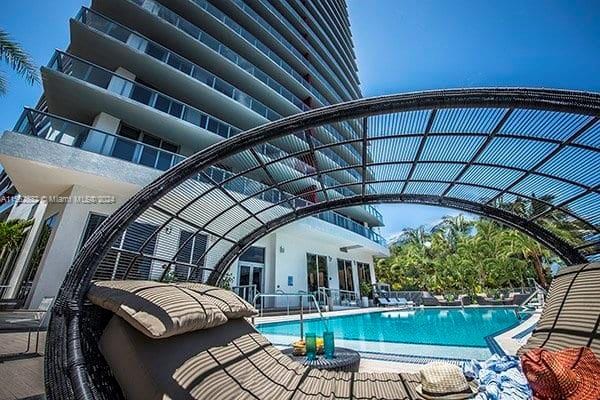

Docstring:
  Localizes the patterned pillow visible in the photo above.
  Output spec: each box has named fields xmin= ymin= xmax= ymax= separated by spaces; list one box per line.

xmin=87 ymin=280 xmax=228 ymax=338
xmin=176 ymin=283 xmax=257 ymax=319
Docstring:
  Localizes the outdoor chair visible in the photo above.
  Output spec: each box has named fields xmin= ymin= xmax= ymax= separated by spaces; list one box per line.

xmin=44 ymin=262 xmax=599 ymax=399
xmin=518 ymin=262 xmax=600 ymax=358
xmin=376 ymin=296 xmax=392 ymax=307
xmin=70 ymin=281 xmax=423 ymax=400
xmin=0 ymin=296 xmax=53 ymax=356
xmin=475 ymin=295 xmax=504 ymax=306
xmin=394 ymin=297 xmax=415 ymax=308
xmin=421 ymin=292 xmax=441 ymax=306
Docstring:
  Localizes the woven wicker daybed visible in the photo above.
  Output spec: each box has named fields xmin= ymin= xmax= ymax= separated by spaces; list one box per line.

xmin=42 ymin=262 xmax=599 ymax=399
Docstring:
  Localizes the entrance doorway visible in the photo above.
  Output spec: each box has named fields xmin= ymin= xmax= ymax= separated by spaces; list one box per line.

xmin=307 ymin=253 xmax=328 ymax=303
xmin=237 ymin=263 xmax=263 ymax=303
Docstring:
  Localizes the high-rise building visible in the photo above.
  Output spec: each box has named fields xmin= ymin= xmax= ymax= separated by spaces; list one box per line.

xmin=0 ymin=0 xmax=387 ymax=308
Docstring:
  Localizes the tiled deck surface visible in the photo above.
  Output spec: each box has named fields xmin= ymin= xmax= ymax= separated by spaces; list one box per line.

xmin=0 ymin=331 xmax=46 ymax=400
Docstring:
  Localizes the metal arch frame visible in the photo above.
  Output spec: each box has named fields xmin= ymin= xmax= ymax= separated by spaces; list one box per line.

xmin=46 ymin=88 xmax=600 ymax=399
xmin=209 ymin=193 xmax=587 ymax=283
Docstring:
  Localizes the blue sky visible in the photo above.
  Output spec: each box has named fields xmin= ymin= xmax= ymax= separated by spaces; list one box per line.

xmin=1 ymin=0 xmax=599 ymax=239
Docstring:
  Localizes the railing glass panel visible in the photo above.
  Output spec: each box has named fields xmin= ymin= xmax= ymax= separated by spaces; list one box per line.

xmin=48 ymin=51 xmax=241 ymax=139
xmin=77 ymin=7 xmax=281 ymax=121
xmin=14 ymin=109 xmax=385 ymax=245
xmin=190 ymin=0 xmax=348 ymax=106
xmin=129 ymin=0 xmax=310 ymax=113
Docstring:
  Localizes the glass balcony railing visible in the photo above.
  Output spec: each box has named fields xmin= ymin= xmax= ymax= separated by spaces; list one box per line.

xmin=189 ymin=0 xmax=353 ymax=108
xmin=189 ymin=0 xmax=362 ymax=141
xmin=76 ymin=7 xmax=281 ymax=122
xmin=14 ymin=108 xmax=186 ymax=171
xmin=282 ymin=0 xmax=355 ymax=84
xmin=226 ymin=0 xmax=354 ymax=102
xmin=47 ymin=51 xmax=359 ymax=182
xmin=129 ymin=0 xmax=363 ymax=146
xmin=130 ymin=0 xmax=310 ymax=113
xmin=13 ymin=109 xmax=385 ymax=246
xmin=278 ymin=0 xmax=354 ymax=76
xmin=247 ymin=0 xmax=358 ymax=100
xmin=130 ymin=0 xmax=360 ymax=144
xmin=48 ymin=50 xmax=242 ymax=139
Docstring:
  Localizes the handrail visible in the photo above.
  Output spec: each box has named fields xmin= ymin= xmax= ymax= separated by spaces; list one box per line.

xmin=231 ymin=284 xmax=257 ymax=303
xmin=520 ymin=279 xmax=547 ymax=312
xmin=252 ymin=292 xmax=328 ymax=339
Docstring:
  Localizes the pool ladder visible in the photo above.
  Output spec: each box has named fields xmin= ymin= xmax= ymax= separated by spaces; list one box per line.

xmin=252 ymin=292 xmax=328 ymax=339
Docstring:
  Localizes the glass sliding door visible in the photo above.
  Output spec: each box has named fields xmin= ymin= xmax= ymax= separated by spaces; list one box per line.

xmin=17 ymin=214 xmax=59 ymax=303
xmin=236 ymin=246 xmax=265 ymax=303
xmin=306 ymin=253 xmax=328 ymax=292
xmin=237 ymin=263 xmax=263 ymax=302
xmin=357 ymin=262 xmax=371 ymax=285
xmin=337 ymin=259 xmax=354 ymax=292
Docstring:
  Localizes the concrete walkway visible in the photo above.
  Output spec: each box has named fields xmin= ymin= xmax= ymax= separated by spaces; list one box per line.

xmin=0 ymin=331 xmax=46 ymax=400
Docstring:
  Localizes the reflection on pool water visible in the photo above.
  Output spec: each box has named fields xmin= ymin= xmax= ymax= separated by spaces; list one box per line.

xmin=257 ymin=307 xmax=521 ymax=348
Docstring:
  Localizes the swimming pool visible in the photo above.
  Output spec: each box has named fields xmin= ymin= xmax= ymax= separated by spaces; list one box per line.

xmin=257 ymin=307 xmax=524 ymax=362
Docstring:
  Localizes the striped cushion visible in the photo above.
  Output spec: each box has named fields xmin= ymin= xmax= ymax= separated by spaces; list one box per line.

xmin=291 ymin=369 xmax=352 ymax=399
xmin=520 ymin=263 xmax=600 ymax=357
xmin=88 ymin=280 xmax=228 ymax=338
xmin=177 ymin=282 xmax=257 ymax=318
xmin=353 ymin=372 xmax=414 ymax=400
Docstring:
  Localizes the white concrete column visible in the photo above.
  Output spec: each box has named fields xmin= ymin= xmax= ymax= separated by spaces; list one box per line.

xmin=27 ymin=185 xmax=124 ymax=307
xmin=92 ymin=112 xmax=121 ymax=134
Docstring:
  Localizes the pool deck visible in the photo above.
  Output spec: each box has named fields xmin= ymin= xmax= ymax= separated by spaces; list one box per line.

xmin=0 ymin=331 xmax=46 ymax=400
xmin=492 ymin=310 xmax=541 ymax=355
xmin=255 ymin=305 xmax=536 ymax=373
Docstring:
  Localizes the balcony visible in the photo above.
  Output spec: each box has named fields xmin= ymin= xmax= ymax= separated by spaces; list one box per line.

xmin=126 ymin=0 xmax=361 ymax=146
xmin=10 ymin=109 xmax=385 ymax=246
xmin=125 ymin=0 xmax=311 ymax=113
xmin=76 ymin=7 xmax=281 ymax=122
xmin=47 ymin=50 xmax=241 ymax=141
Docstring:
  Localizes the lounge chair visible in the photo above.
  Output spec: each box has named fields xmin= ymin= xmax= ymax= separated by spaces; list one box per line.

xmin=82 ymin=281 xmax=422 ymax=399
xmin=45 ymin=262 xmax=599 ymax=399
xmin=475 ymin=295 xmax=504 ymax=306
xmin=518 ymin=262 xmax=600 ymax=358
xmin=377 ymin=297 xmax=392 ymax=307
xmin=394 ymin=297 xmax=415 ymax=308
xmin=421 ymin=293 xmax=441 ymax=306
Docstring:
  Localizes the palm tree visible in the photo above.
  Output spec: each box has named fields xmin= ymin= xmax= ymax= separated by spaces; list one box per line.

xmin=0 ymin=219 xmax=34 ymax=250
xmin=432 ymin=214 xmax=473 ymax=250
xmin=0 ymin=28 xmax=39 ymax=95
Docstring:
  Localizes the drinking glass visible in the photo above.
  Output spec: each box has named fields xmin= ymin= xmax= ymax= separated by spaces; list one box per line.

xmin=305 ymin=333 xmax=317 ymax=360
xmin=324 ymin=331 xmax=335 ymax=359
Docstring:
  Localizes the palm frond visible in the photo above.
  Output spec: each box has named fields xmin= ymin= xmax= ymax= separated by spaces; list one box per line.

xmin=0 ymin=71 xmax=6 ymax=95
xmin=0 ymin=28 xmax=40 ymax=88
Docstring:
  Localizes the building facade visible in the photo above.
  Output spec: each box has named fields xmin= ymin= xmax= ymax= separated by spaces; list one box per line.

xmin=0 ymin=0 xmax=387 ymax=309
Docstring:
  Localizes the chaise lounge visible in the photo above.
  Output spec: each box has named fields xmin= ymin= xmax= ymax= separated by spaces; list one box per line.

xmin=43 ymin=262 xmax=599 ymax=399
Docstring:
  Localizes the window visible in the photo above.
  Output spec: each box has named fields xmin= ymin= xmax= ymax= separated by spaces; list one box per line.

xmin=337 ymin=259 xmax=354 ymax=292
xmin=307 ymin=253 xmax=328 ymax=293
xmin=17 ymin=214 xmax=59 ymax=301
xmin=357 ymin=262 xmax=371 ymax=285
xmin=239 ymin=246 xmax=265 ymax=263
xmin=174 ymin=230 xmax=208 ymax=280
xmin=94 ymin=221 xmax=158 ymax=281
xmin=80 ymin=213 xmax=107 ymax=250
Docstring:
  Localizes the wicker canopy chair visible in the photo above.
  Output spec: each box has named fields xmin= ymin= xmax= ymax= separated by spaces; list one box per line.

xmin=518 ymin=262 xmax=600 ymax=358
xmin=44 ymin=88 xmax=600 ymax=399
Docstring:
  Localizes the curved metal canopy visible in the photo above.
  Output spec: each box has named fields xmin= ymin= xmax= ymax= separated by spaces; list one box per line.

xmin=64 ymin=88 xmax=600 ymax=294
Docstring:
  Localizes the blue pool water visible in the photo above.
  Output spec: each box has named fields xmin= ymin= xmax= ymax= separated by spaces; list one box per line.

xmin=257 ymin=307 xmax=521 ymax=348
